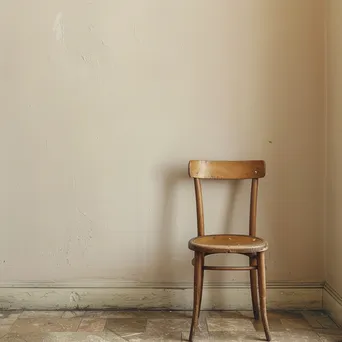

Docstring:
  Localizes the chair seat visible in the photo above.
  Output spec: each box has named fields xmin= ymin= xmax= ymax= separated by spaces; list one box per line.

xmin=188 ymin=234 xmax=268 ymax=254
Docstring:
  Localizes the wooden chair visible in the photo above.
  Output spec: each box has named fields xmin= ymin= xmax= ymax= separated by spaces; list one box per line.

xmin=188 ymin=160 xmax=271 ymax=341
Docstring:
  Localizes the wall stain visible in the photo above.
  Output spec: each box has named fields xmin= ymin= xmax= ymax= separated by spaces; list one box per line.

xmin=53 ymin=12 xmax=65 ymax=44
xmin=70 ymin=291 xmax=81 ymax=303
xmin=133 ymin=24 xmax=141 ymax=43
xmin=77 ymin=208 xmax=93 ymax=223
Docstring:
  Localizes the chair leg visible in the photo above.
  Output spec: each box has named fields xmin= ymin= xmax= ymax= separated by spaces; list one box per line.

xmin=257 ymin=252 xmax=271 ymax=341
xmin=197 ymin=254 xmax=204 ymax=320
xmin=250 ymin=255 xmax=259 ymax=320
xmin=189 ymin=252 xmax=203 ymax=342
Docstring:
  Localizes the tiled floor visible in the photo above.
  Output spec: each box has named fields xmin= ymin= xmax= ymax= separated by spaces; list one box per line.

xmin=0 ymin=310 xmax=340 ymax=341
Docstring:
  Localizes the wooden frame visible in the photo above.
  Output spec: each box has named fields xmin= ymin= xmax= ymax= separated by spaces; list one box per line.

xmin=187 ymin=160 xmax=271 ymax=341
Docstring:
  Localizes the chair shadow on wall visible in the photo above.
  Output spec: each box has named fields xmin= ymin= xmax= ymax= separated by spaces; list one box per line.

xmin=154 ymin=163 xmax=243 ymax=310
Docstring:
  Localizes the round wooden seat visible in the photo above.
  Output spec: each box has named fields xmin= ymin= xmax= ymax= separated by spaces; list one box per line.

xmin=188 ymin=234 xmax=268 ymax=254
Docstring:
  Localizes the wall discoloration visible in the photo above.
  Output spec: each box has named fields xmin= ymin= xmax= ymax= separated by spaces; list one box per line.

xmin=53 ymin=12 xmax=64 ymax=43
xmin=0 ymin=282 xmax=322 ymax=311
xmin=325 ymin=0 xmax=342 ymax=322
xmin=0 ymin=1 xmax=325 ymax=305
xmin=70 ymin=292 xmax=81 ymax=303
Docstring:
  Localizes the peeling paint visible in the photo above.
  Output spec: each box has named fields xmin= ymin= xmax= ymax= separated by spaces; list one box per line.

xmin=70 ymin=291 xmax=81 ymax=303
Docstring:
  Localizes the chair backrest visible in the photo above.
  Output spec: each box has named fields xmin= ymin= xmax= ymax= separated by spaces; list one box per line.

xmin=188 ymin=160 xmax=266 ymax=237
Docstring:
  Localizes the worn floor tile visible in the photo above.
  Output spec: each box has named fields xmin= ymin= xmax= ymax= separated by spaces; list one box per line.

xmin=315 ymin=328 xmax=342 ymax=335
xmin=206 ymin=311 xmax=247 ymax=319
xmin=62 ymin=311 xmax=85 ymax=318
xmin=317 ymin=317 xmax=339 ymax=329
xmin=85 ymin=311 xmax=186 ymax=319
xmin=78 ymin=317 xmax=106 ymax=332
xmin=146 ymin=319 xmax=191 ymax=334
xmin=0 ymin=309 xmax=339 ymax=342
xmin=181 ymin=312 xmax=209 ymax=341
xmin=0 ymin=312 xmax=21 ymax=325
xmin=319 ymin=335 xmax=342 ymax=342
xmin=206 ymin=310 xmax=257 ymax=319
xmin=206 ymin=311 xmax=288 ymax=333
xmin=10 ymin=318 xmax=81 ymax=334
xmin=301 ymin=311 xmax=338 ymax=329
xmin=83 ymin=311 xmax=124 ymax=319
xmin=239 ymin=311 xmax=256 ymax=318
xmin=262 ymin=330 xmax=323 ymax=341
xmin=106 ymin=318 xmax=147 ymax=337
xmin=20 ymin=311 xmax=64 ymax=319
xmin=253 ymin=318 xmax=285 ymax=332
xmin=302 ymin=311 xmax=327 ymax=329
xmin=0 ymin=335 xmax=26 ymax=342
xmin=0 ymin=326 xmax=11 ymax=339
xmin=280 ymin=318 xmax=312 ymax=330
xmin=133 ymin=311 xmax=187 ymax=319
xmin=208 ymin=331 xmax=265 ymax=341
xmin=315 ymin=328 xmax=342 ymax=342
xmin=126 ymin=331 xmax=181 ymax=341
xmin=183 ymin=311 xmax=209 ymax=319
xmin=181 ymin=329 xmax=210 ymax=342
xmin=0 ymin=331 xmax=127 ymax=341
xmin=209 ymin=330 xmax=322 ymax=341
xmin=207 ymin=318 xmax=255 ymax=332
xmin=267 ymin=310 xmax=304 ymax=320
xmin=101 ymin=330 xmax=131 ymax=341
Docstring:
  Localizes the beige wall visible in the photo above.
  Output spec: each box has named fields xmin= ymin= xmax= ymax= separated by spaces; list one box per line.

xmin=326 ymin=0 xmax=342 ymax=296
xmin=0 ymin=1 xmax=325 ymax=289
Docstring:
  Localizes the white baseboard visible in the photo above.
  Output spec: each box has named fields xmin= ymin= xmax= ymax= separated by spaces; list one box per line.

xmin=323 ymin=282 xmax=342 ymax=327
xmin=0 ymin=281 xmax=323 ymax=310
